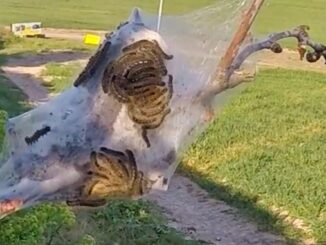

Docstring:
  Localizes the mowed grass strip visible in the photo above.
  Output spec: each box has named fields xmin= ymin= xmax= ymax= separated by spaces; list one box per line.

xmin=0 ymin=75 xmax=30 ymax=117
xmin=41 ymin=62 xmax=83 ymax=93
xmin=0 ymin=28 xmax=93 ymax=56
xmin=1 ymin=0 xmax=326 ymax=46
xmin=0 ymin=0 xmax=215 ymax=30
xmin=254 ymin=0 xmax=326 ymax=45
xmin=182 ymin=69 xmax=326 ymax=242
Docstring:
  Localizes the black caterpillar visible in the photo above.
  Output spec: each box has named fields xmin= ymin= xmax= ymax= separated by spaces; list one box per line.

xmin=74 ymin=41 xmax=112 ymax=87
xmin=25 ymin=126 xmax=51 ymax=145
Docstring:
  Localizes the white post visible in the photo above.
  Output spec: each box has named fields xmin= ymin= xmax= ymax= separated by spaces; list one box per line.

xmin=156 ymin=0 xmax=164 ymax=32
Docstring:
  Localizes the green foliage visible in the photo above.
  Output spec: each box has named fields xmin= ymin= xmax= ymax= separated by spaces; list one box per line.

xmin=41 ymin=62 xmax=82 ymax=93
xmin=0 ymin=204 xmax=76 ymax=245
xmin=54 ymin=200 xmax=200 ymax=245
xmin=0 ymin=29 xmax=22 ymax=50
xmin=78 ymin=235 xmax=96 ymax=245
xmin=183 ymin=69 xmax=326 ymax=243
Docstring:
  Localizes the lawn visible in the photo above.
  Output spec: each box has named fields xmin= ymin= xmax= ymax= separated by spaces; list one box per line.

xmin=0 ymin=0 xmax=325 ymax=46
xmin=254 ymin=0 xmax=326 ymax=44
xmin=0 ymin=75 xmax=29 ymax=117
xmin=0 ymin=0 xmax=214 ymax=30
xmin=0 ymin=28 xmax=93 ymax=57
xmin=41 ymin=62 xmax=83 ymax=93
xmin=183 ymin=69 xmax=326 ymax=243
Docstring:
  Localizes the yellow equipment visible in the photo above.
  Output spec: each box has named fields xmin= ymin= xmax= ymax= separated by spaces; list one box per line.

xmin=83 ymin=34 xmax=101 ymax=45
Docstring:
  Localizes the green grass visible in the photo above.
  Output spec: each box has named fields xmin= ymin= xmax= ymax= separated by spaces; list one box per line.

xmin=41 ymin=62 xmax=83 ymax=93
xmin=254 ymin=0 xmax=326 ymax=45
xmin=53 ymin=200 xmax=201 ymax=245
xmin=0 ymin=75 xmax=29 ymax=117
xmin=0 ymin=28 xmax=94 ymax=57
xmin=0 ymin=0 xmax=325 ymax=47
xmin=0 ymin=201 xmax=200 ymax=245
xmin=182 ymin=69 xmax=326 ymax=243
xmin=0 ymin=0 xmax=215 ymax=30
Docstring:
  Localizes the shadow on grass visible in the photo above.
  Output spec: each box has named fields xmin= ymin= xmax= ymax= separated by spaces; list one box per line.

xmin=179 ymin=166 xmax=301 ymax=245
xmin=0 ymin=74 xmax=31 ymax=117
xmin=0 ymin=50 xmax=90 ymax=67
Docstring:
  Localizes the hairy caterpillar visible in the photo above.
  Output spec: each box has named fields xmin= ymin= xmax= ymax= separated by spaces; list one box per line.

xmin=25 ymin=126 xmax=51 ymax=145
xmin=102 ymin=39 xmax=174 ymax=147
xmin=66 ymin=147 xmax=154 ymax=207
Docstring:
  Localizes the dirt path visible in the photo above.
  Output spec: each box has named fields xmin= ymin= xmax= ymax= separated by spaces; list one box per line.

xmin=2 ymin=63 xmax=48 ymax=104
xmin=1 ymin=51 xmax=90 ymax=104
xmin=43 ymin=28 xmax=106 ymax=41
xmin=147 ymin=175 xmax=285 ymax=244
xmin=2 ymin=42 xmax=324 ymax=244
xmin=257 ymin=49 xmax=326 ymax=74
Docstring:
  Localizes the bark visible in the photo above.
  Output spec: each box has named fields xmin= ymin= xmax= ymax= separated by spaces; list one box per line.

xmin=216 ymin=0 xmax=265 ymax=78
xmin=200 ymin=25 xmax=326 ymax=103
xmin=225 ymin=25 xmax=326 ymax=81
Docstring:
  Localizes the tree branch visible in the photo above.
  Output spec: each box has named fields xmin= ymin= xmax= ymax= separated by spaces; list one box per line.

xmin=197 ymin=25 xmax=326 ymax=119
xmin=225 ymin=25 xmax=326 ymax=82
xmin=216 ymin=0 xmax=265 ymax=76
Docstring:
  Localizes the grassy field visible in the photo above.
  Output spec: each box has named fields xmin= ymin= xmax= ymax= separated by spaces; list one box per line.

xmin=0 ymin=0 xmax=214 ymax=30
xmin=41 ymin=62 xmax=83 ymax=93
xmin=183 ymin=69 xmax=326 ymax=243
xmin=254 ymin=0 xmax=326 ymax=46
xmin=0 ymin=28 xmax=93 ymax=57
xmin=0 ymin=76 xmax=29 ymax=117
xmin=0 ymin=0 xmax=325 ymax=45
xmin=0 ymin=200 xmax=200 ymax=244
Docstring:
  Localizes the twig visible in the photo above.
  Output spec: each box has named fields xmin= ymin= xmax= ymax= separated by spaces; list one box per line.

xmin=198 ymin=25 xmax=326 ymax=110
xmin=225 ymin=25 xmax=326 ymax=81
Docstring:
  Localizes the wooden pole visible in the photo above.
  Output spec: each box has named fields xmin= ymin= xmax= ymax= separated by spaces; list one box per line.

xmin=216 ymin=0 xmax=265 ymax=79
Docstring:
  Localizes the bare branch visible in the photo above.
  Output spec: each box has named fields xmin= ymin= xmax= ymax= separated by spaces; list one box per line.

xmin=225 ymin=25 xmax=326 ymax=81
xmin=197 ymin=25 xmax=326 ymax=116
xmin=216 ymin=0 xmax=265 ymax=77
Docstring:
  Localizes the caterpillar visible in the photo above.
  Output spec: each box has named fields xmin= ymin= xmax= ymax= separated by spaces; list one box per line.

xmin=66 ymin=147 xmax=154 ymax=207
xmin=74 ymin=41 xmax=112 ymax=87
xmin=25 ymin=126 xmax=51 ymax=145
xmin=101 ymin=39 xmax=174 ymax=148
